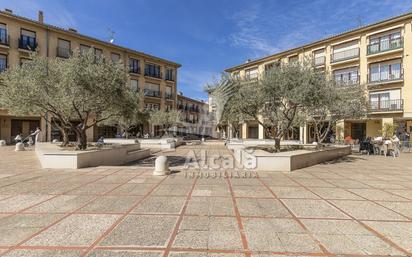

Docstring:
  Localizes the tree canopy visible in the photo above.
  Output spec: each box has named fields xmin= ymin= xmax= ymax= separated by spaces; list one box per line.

xmin=0 ymin=49 xmax=140 ymax=149
xmin=209 ymin=61 xmax=368 ymax=148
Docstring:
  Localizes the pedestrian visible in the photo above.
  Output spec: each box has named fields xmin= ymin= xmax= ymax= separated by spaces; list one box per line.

xmin=30 ymin=127 xmax=43 ymax=144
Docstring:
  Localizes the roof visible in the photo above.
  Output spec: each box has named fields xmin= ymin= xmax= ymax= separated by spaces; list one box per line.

xmin=225 ymin=12 xmax=412 ymax=72
xmin=177 ymin=94 xmax=208 ymax=105
xmin=0 ymin=10 xmax=181 ymax=68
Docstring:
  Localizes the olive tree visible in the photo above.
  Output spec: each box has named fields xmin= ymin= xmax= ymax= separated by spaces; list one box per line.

xmin=148 ymin=109 xmax=181 ymax=137
xmin=0 ymin=49 xmax=140 ymax=150
xmin=302 ymin=76 xmax=368 ymax=143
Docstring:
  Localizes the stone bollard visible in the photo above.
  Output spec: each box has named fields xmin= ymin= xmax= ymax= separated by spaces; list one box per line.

xmin=52 ymin=139 xmax=59 ymax=143
xmin=15 ymin=142 xmax=25 ymax=151
xmin=0 ymin=140 xmax=6 ymax=147
xmin=153 ymin=156 xmax=170 ymax=176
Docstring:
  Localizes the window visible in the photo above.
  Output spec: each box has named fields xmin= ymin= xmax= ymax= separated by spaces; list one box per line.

xmin=245 ymin=67 xmax=258 ymax=79
xmin=232 ymin=72 xmax=240 ymax=79
xmin=131 ymin=79 xmax=139 ymax=92
xmin=288 ymin=55 xmax=298 ymax=63
xmin=369 ymin=60 xmax=402 ymax=82
xmin=57 ymin=39 xmax=71 ymax=58
xmin=0 ymin=54 xmax=7 ymax=72
xmin=144 ymin=83 xmax=160 ymax=97
xmin=80 ymin=44 xmax=90 ymax=55
xmin=165 ymin=86 xmax=173 ymax=99
xmin=165 ymin=68 xmax=175 ymax=81
xmin=166 ymin=105 xmax=172 ymax=111
xmin=370 ymin=89 xmax=401 ymax=110
xmin=0 ymin=23 xmax=7 ymax=45
xmin=333 ymin=67 xmax=359 ymax=85
xmin=368 ymin=31 xmax=402 ymax=54
xmin=20 ymin=29 xmax=37 ymax=50
xmin=111 ymin=53 xmax=121 ymax=62
xmin=129 ymin=58 xmax=140 ymax=73
xmin=313 ymin=49 xmax=325 ymax=66
xmin=144 ymin=63 xmax=161 ymax=78
xmin=332 ymin=41 xmax=359 ymax=62
xmin=94 ymin=48 xmax=103 ymax=59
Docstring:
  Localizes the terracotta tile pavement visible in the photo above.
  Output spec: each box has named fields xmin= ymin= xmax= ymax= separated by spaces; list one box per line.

xmin=0 ymin=145 xmax=412 ymax=256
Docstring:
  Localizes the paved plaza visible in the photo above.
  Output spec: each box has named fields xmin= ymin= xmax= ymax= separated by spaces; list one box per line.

xmin=0 ymin=144 xmax=412 ymax=256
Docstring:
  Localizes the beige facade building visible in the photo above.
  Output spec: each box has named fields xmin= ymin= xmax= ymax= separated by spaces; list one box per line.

xmin=225 ymin=12 xmax=412 ymax=143
xmin=176 ymin=94 xmax=213 ymax=138
xmin=0 ymin=9 xmax=180 ymax=143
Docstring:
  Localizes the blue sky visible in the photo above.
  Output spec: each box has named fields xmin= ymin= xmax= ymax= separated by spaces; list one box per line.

xmin=2 ymin=0 xmax=412 ymax=100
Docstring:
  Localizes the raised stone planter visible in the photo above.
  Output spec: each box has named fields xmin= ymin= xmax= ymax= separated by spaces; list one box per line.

xmin=238 ymin=145 xmax=351 ymax=172
xmin=138 ymin=137 xmax=183 ymax=149
xmin=35 ymin=142 xmax=150 ymax=169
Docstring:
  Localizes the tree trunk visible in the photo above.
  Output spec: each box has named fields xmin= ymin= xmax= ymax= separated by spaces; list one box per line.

xmin=274 ymin=137 xmax=281 ymax=152
xmin=61 ymin=128 xmax=69 ymax=146
xmin=75 ymin=129 xmax=87 ymax=150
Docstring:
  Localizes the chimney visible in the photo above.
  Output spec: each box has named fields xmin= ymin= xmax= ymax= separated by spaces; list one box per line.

xmin=68 ymin=28 xmax=77 ymax=33
xmin=4 ymin=8 xmax=13 ymax=14
xmin=38 ymin=10 xmax=44 ymax=23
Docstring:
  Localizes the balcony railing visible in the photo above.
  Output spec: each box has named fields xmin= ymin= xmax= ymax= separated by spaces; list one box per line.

xmin=0 ymin=34 xmax=9 ymax=46
xmin=165 ymin=75 xmax=175 ymax=82
xmin=129 ymin=67 xmax=141 ymax=74
xmin=56 ymin=47 xmax=71 ymax=58
xmin=368 ymin=70 xmax=403 ymax=84
xmin=335 ymin=74 xmax=360 ymax=86
xmin=19 ymin=36 xmax=37 ymax=51
xmin=331 ymin=48 xmax=359 ymax=63
xmin=367 ymin=38 xmax=403 ymax=55
xmin=143 ymin=89 xmax=161 ymax=98
xmin=370 ymin=99 xmax=403 ymax=112
xmin=144 ymin=71 xmax=162 ymax=79
xmin=165 ymin=93 xmax=174 ymax=100
xmin=313 ymin=56 xmax=325 ymax=66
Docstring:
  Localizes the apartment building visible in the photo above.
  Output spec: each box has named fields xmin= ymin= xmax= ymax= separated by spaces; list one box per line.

xmin=176 ymin=94 xmax=213 ymax=138
xmin=0 ymin=9 xmax=180 ymax=143
xmin=225 ymin=12 xmax=412 ymax=143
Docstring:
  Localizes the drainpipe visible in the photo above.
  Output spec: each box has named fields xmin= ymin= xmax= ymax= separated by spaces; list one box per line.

xmin=45 ymin=25 xmax=50 ymax=142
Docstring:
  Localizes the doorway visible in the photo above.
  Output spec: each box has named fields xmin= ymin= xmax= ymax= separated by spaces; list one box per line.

xmin=351 ymin=123 xmax=366 ymax=141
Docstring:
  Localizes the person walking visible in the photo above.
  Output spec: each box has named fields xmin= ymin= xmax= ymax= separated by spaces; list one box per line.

xmin=30 ymin=127 xmax=43 ymax=144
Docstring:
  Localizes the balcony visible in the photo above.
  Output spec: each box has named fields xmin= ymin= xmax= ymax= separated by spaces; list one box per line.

xmin=165 ymin=92 xmax=174 ymax=100
xmin=144 ymin=71 xmax=162 ymax=79
xmin=19 ymin=36 xmax=37 ymax=51
xmin=313 ymin=56 xmax=325 ymax=66
xmin=129 ymin=67 xmax=141 ymax=74
xmin=165 ymin=76 xmax=175 ymax=82
xmin=368 ymin=71 xmax=403 ymax=85
xmin=56 ymin=47 xmax=71 ymax=58
xmin=143 ymin=89 xmax=161 ymax=98
xmin=367 ymin=38 xmax=403 ymax=55
xmin=331 ymin=48 xmax=359 ymax=63
xmin=0 ymin=34 xmax=9 ymax=47
xmin=370 ymin=99 xmax=403 ymax=112
xmin=335 ymin=75 xmax=360 ymax=86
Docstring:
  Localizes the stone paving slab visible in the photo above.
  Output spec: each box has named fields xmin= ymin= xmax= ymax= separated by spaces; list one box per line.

xmin=0 ymin=145 xmax=412 ymax=256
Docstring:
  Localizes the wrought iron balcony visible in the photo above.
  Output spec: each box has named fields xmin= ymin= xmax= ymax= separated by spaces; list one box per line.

xmin=129 ymin=66 xmax=141 ymax=74
xmin=367 ymin=38 xmax=403 ymax=55
xmin=19 ymin=36 xmax=37 ymax=51
xmin=143 ymin=89 xmax=161 ymax=98
xmin=165 ymin=92 xmax=174 ymax=100
xmin=370 ymin=99 xmax=403 ymax=112
xmin=368 ymin=71 xmax=403 ymax=84
xmin=331 ymin=48 xmax=359 ymax=63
